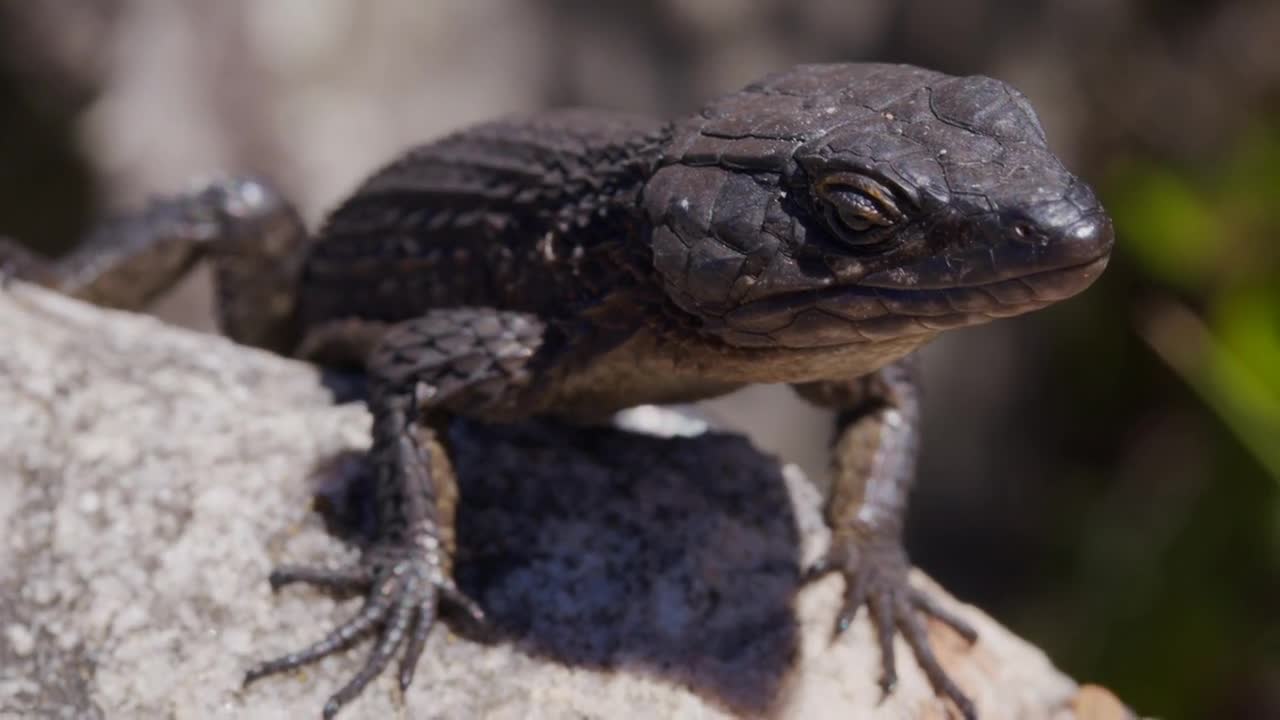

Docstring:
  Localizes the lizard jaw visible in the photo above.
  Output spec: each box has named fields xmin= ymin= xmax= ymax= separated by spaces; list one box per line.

xmin=714 ymin=254 xmax=1109 ymax=349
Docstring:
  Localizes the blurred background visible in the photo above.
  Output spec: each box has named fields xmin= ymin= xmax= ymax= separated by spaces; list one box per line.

xmin=1 ymin=1 xmax=1276 ymax=717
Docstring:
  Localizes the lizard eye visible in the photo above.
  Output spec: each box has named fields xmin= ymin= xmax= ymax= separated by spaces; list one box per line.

xmin=815 ymin=173 xmax=903 ymax=245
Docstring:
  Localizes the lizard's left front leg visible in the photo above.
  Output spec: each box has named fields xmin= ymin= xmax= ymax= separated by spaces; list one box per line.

xmin=795 ymin=356 xmax=979 ymax=719
xmin=244 ymin=308 xmax=552 ymax=718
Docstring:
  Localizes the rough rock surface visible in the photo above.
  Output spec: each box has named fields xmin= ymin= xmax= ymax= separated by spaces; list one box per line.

xmin=0 ymin=283 xmax=1112 ymax=719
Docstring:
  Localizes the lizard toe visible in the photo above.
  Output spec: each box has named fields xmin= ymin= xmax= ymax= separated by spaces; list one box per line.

xmin=247 ymin=540 xmax=480 ymax=718
xmin=808 ymin=534 xmax=978 ymax=718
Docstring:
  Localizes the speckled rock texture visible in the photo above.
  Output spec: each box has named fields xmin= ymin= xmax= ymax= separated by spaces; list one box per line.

xmin=0 ymin=283 xmax=1116 ymax=719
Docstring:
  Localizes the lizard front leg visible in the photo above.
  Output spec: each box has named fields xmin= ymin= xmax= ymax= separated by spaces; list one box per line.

xmin=244 ymin=308 xmax=551 ymax=719
xmin=795 ymin=356 xmax=979 ymax=719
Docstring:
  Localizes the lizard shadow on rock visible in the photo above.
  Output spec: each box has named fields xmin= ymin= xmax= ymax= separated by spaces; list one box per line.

xmin=314 ymin=416 xmax=805 ymax=717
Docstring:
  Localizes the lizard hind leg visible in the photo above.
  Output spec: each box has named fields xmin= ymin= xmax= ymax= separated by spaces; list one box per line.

xmin=201 ymin=178 xmax=311 ymax=354
xmin=1 ymin=177 xmax=310 ymax=355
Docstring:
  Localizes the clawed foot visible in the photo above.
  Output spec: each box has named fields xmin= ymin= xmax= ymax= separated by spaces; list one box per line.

xmin=244 ymin=542 xmax=483 ymax=719
xmin=806 ymin=535 xmax=979 ymax=720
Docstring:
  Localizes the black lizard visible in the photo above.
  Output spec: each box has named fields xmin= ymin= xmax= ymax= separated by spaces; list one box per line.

xmin=2 ymin=63 xmax=1113 ymax=718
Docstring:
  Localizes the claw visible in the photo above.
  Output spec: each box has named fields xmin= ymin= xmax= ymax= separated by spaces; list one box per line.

xmin=802 ymin=539 xmax=977 ymax=718
xmin=398 ymin=597 xmax=437 ymax=691
xmin=832 ymin=557 xmax=872 ymax=639
xmin=244 ymin=586 xmax=394 ymax=686
xmin=321 ymin=573 xmax=421 ymax=718
xmin=868 ymin=592 xmax=898 ymax=696
xmin=441 ymin=582 xmax=486 ymax=622
xmin=268 ymin=564 xmax=372 ymax=592
xmin=246 ymin=540 xmax=480 ymax=718
xmin=911 ymin=589 xmax=979 ymax=643
xmin=896 ymin=603 xmax=976 ymax=720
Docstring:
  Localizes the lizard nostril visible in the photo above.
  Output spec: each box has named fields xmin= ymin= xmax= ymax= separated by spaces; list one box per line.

xmin=1010 ymin=221 xmax=1037 ymax=243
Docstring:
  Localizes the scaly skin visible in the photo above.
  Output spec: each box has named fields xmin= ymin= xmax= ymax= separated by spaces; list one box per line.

xmin=2 ymin=64 xmax=1114 ymax=718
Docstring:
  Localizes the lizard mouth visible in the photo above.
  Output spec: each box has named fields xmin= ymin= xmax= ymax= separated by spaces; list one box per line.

xmin=718 ymin=254 xmax=1110 ymax=349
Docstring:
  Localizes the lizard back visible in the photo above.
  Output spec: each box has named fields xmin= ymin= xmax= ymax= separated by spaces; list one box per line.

xmin=298 ymin=109 xmax=669 ymax=331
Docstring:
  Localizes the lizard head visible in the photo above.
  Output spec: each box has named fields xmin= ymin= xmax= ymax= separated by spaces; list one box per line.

xmin=641 ymin=63 xmax=1113 ymax=349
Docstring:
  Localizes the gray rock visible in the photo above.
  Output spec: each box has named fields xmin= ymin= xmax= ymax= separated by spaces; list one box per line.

xmin=0 ymin=283 xmax=1106 ymax=719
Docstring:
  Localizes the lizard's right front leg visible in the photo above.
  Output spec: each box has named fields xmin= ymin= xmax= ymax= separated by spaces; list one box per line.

xmin=244 ymin=308 xmax=552 ymax=719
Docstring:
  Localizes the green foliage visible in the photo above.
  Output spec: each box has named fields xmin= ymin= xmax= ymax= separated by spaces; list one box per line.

xmin=1106 ymin=124 xmax=1280 ymax=484
xmin=1049 ymin=122 xmax=1280 ymax=719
